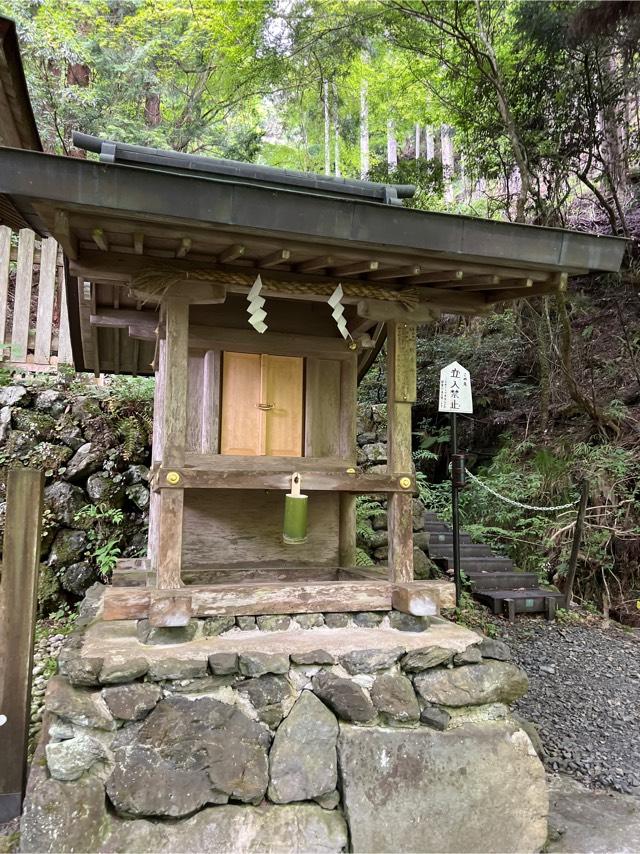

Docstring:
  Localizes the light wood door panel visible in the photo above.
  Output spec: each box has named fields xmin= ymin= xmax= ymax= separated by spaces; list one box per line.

xmin=263 ymin=354 xmax=303 ymax=457
xmin=220 ymin=352 xmax=303 ymax=457
xmin=220 ymin=352 xmax=263 ymax=455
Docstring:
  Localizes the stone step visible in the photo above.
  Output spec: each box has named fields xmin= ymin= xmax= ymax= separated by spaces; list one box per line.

xmin=427 ymin=532 xmax=473 ymax=546
xmin=423 ymin=522 xmax=453 ymax=533
xmin=468 ymin=571 xmax=539 ymax=591
xmin=474 ymin=587 xmax=563 ymax=620
xmin=435 ymin=555 xmax=515 ymax=572
xmin=428 ymin=543 xmax=495 ymax=558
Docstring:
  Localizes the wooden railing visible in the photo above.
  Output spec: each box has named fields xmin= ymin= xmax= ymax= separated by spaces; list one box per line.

xmin=0 ymin=227 xmax=73 ymax=370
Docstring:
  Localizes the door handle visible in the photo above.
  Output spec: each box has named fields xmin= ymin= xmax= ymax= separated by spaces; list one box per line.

xmin=257 ymin=403 xmax=274 ymax=410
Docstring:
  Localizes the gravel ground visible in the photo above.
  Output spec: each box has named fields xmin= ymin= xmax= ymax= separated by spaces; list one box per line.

xmin=500 ymin=616 xmax=640 ymax=796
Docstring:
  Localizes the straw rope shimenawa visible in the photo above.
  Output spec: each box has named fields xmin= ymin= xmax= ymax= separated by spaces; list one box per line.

xmin=130 ymin=267 xmax=421 ymax=309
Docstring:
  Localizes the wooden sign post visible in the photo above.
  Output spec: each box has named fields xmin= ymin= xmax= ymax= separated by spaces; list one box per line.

xmin=439 ymin=362 xmax=473 ymax=607
xmin=0 ymin=468 xmax=44 ymax=821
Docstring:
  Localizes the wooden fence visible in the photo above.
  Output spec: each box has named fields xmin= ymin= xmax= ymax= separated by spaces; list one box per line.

xmin=0 ymin=227 xmax=72 ymax=371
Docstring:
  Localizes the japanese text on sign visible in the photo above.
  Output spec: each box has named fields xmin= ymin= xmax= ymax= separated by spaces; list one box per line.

xmin=439 ymin=361 xmax=473 ymax=413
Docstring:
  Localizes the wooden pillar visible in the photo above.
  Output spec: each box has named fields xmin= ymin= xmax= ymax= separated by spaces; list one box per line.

xmin=0 ymin=468 xmax=44 ymax=821
xmin=156 ymin=298 xmax=189 ymax=589
xmin=386 ymin=320 xmax=416 ymax=583
xmin=339 ymin=355 xmax=358 ymax=566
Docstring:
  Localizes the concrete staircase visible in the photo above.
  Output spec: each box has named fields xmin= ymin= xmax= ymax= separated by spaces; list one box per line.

xmin=423 ymin=511 xmax=564 ymax=620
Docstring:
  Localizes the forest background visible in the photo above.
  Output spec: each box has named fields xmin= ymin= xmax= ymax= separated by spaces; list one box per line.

xmin=2 ymin=0 xmax=640 ymax=623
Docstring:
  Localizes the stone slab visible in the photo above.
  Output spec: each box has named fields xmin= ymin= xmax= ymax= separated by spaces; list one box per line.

xmin=338 ymin=721 xmax=548 ymax=853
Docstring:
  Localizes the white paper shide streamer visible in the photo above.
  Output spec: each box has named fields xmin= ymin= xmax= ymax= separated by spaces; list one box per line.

xmin=247 ymin=274 xmax=268 ymax=333
xmin=328 ymin=283 xmax=352 ymax=341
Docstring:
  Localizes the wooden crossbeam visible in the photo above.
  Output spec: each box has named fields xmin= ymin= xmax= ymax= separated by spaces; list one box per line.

xmin=447 ymin=274 xmax=499 ymax=288
xmin=407 ymin=270 xmax=463 ymax=285
xmin=218 ymin=243 xmax=245 ymax=263
xmin=91 ymin=228 xmax=109 ymax=252
xmin=176 ymin=237 xmax=192 ymax=258
xmin=463 ymin=277 xmax=533 ymax=293
xmin=296 ymin=255 xmax=336 ymax=273
xmin=368 ymin=265 xmax=421 ymax=282
xmin=333 ymin=260 xmax=379 ymax=276
xmin=260 ymin=248 xmax=291 ymax=268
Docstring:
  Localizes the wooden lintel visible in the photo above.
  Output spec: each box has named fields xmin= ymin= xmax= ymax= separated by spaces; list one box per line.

xmin=130 ymin=281 xmax=227 ymax=304
xmin=102 ymin=580 xmax=393 ymax=620
xmin=260 ymin=248 xmax=291 ymax=268
xmin=414 ymin=287 xmax=489 ymax=312
xmin=176 ymin=237 xmax=192 ymax=258
xmin=151 ymin=466 xmax=415 ymax=494
xmin=187 ymin=325 xmax=359 ymax=359
xmin=357 ymin=299 xmax=439 ymax=325
xmin=218 ymin=243 xmax=245 ymax=263
xmin=333 ymin=260 xmax=379 ymax=276
xmin=368 ymin=265 xmax=421 ymax=282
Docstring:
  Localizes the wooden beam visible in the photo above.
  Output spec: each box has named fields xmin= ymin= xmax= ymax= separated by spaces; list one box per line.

xmin=91 ymin=228 xmax=109 ymax=252
xmin=90 ymin=308 xmax=157 ymax=329
xmin=448 ymin=274 xmax=499 ymax=288
xmin=33 ymin=237 xmax=58 ymax=364
xmin=296 ymin=255 xmax=336 ymax=273
xmin=0 ymin=226 xmax=11 ymax=354
xmin=462 ymin=277 xmax=533 ymax=293
xmin=176 ymin=237 xmax=192 ymax=259
xmin=368 ymin=265 xmax=421 ymax=282
xmin=387 ymin=320 xmax=416 ymax=584
xmin=414 ymin=287 xmax=489 ymax=312
xmin=0 ymin=468 xmax=44 ymax=820
xmin=152 ymin=466 xmax=415 ymax=493
xmin=102 ymin=580 xmax=393 ymax=620
xmin=129 ymin=281 xmax=226 ymax=304
xmin=484 ymin=281 xmax=561 ymax=303
xmin=133 ymin=232 xmax=144 ymax=254
xmin=187 ymin=325 xmax=359 ymax=359
xmin=332 ymin=260 xmax=379 ymax=276
xmin=357 ymin=300 xmax=439 ymax=325
xmin=10 ymin=229 xmax=34 ymax=363
xmin=53 ymin=209 xmax=77 ymax=260
xmin=260 ymin=248 xmax=291 ymax=268
xmin=407 ymin=270 xmax=463 ymax=285
xmin=218 ymin=243 xmax=245 ymax=263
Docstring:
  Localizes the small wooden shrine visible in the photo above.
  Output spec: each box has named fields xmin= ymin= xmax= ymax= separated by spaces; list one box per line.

xmin=0 ymin=132 xmax=625 ymax=626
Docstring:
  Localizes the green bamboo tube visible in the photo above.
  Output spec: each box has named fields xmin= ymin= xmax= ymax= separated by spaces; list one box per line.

xmin=283 ymin=472 xmax=308 ymax=544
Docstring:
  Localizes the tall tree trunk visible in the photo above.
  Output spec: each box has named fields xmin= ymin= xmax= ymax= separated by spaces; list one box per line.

xmin=387 ymin=118 xmax=398 ymax=170
xmin=414 ymin=122 xmax=421 ymax=159
xmin=323 ymin=79 xmax=331 ymax=176
xmin=425 ymin=125 xmax=435 ymax=160
xmin=332 ymin=82 xmax=340 ymax=178
xmin=441 ymin=124 xmax=454 ymax=202
xmin=359 ymin=79 xmax=369 ymax=180
xmin=145 ymin=92 xmax=161 ymax=127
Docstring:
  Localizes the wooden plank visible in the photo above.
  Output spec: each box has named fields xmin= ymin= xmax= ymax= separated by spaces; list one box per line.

xmin=0 ymin=226 xmax=11 ymax=356
xmin=188 ymin=325 xmax=358 ymax=360
xmin=130 ymin=281 xmax=226 ymax=305
xmin=218 ymin=244 xmax=245 ymax=263
xmin=182 ymin=489 xmax=340 ymax=568
xmin=0 ymin=468 xmax=44 ymax=820
xmin=57 ymin=264 xmax=73 ymax=365
xmin=356 ymin=300 xmax=440 ymax=325
xmin=53 ymin=210 xmax=77 ymax=260
xmin=33 ymin=237 xmax=58 ymax=364
xmin=260 ymin=248 xmax=291 ymax=268
xmin=149 ymin=594 xmax=192 ymax=627
xmin=147 ymin=339 xmax=166 ymax=564
xmin=407 ymin=270 xmax=463 ymax=285
xmin=90 ymin=308 xmax=157 ymax=329
xmin=368 ymin=265 xmax=420 ymax=281
xmin=333 ymin=260 xmax=379 ymax=276
xmin=392 ymin=583 xmax=439 ymax=616
xmin=153 ymin=466 xmax=414 ymax=493
xmin=186 ymin=353 xmax=205 ymax=453
xmin=176 ymin=237 xmax=192 ymax=258
xmin=387 ymin=319 xmax=416 ymax=584
xmin=10 ymin=229 xmax=35 ymax=363
xmin=296 ymin=255 xmax=336 ymax=273
xmin=102 ymin=580 xmax=392 ymax=620
xmin=157 ymin=297 xmax=189 ymax=589
xmin=201 ymin=350 xmax=221 ymax=454
xmin=263 ymin=354 xmax=304 ymax=457
xmin=339 ymin=494 xmax=357 ymax=566
xmin=220 ymin=351 xmax=262 ymax=455
xmin=339 ymin=355 xmax=358 ymax=461
xmin=92 ymin=228 xmax=109 ymax=251
xmin=304 ymin=358 xmax=341 ymax=457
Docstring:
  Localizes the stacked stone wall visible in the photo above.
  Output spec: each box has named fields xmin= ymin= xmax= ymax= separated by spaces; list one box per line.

xmin=21 ymin=588 xmax=548 ymax=853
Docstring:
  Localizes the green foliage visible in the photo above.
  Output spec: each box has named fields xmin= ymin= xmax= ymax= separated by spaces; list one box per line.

xmin=74 ymin=503 xmax=125 ymax=578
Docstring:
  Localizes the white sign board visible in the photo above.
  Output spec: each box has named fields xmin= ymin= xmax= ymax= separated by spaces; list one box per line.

xmin=439 ymin=361 xmax=473 ymax=414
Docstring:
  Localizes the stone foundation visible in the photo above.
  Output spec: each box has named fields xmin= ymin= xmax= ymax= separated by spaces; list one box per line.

xmin=20 ymin=588 xmax=548 ymax=853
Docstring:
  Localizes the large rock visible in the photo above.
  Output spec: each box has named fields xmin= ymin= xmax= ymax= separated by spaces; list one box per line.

xmin=20 ymin=772 xmax=109 ymax=853
xmin=65 ymin=442 xmax=103 ymax=481
xmin=268 ymin=691 xmax=338 ymax=803
xmin=46 ymin=677 xmax=116 ymax=730
xmin=45 ymin=733 xmax=107 ymax=781
xmin=312 ymin=672 xmax=375 ymax=723
xmin=0 ymin=405 xmax=11 ymax=443
xmin=48 ymin=529 xmax=88 ymax=567
xmin=35 ymin=388 xmax=67 ymax=416
xmin=60 ymin=562 xmax=98 ymax=597
xmin=86 ymin=472 xmax=124 ymax=505
xmin=0 ymin=384 xmax=27 ymax=406
xmin=340 ymin=647 xmax=404 ymax=675
xmin=338 ymin=722 xmax=548 ymax=853
xmin=414 ymin=661 xmax=528 ymax=707
xmin=101 ymin=683 xmax=161 ymax=721
xmin=102 ymin=803 xmax=348 ymax=853
xmin=105 ymin=695 xmax=270 ymax=816
xmin=401 ymin=646 xmax=453 ymax=672
xmin=370 ymin=674 xmax=420 ymax=725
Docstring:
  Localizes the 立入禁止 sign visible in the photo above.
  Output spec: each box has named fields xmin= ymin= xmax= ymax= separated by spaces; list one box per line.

xmin=439 ymin=361 xmax=472 ymax=413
